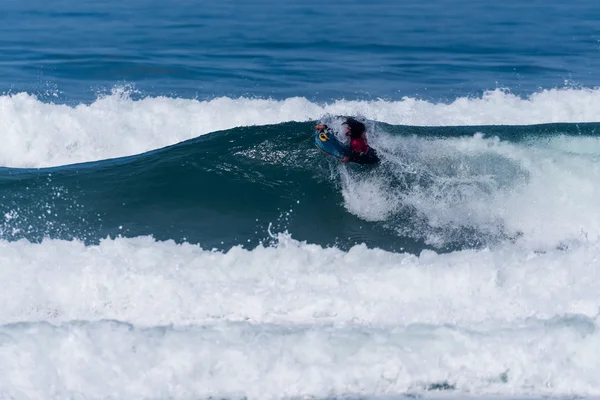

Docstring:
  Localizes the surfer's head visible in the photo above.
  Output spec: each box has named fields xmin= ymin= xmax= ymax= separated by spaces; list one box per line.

xmin=343 ymin=117 xmax=366 ymax=139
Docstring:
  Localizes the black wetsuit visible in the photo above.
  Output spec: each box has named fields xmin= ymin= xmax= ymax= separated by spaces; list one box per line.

xmin=349 ymin=147 xmax=380 ymax=165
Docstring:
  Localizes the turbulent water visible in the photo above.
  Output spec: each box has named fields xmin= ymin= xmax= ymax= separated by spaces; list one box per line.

xmin=2 ymin=0 xmax=600 ymax=399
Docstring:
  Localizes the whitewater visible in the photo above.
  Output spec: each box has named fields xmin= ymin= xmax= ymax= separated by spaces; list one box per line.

xmin=2 ymin=88 xmax=600 ymax=399
xmin=3 ymin=87 xmax=600 ymax=168
xmin=2 ymin=234 xmax=600 ymax=398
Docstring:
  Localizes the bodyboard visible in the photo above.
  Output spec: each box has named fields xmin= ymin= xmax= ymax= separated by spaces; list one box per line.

xmin=314 ymin=129 xmax=350 ymax=160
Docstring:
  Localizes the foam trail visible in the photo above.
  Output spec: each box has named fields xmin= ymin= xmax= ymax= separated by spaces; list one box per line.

xmin=340 ymin=132 xmax=600 ymax=250
xmin=3 ymin=87 xmax=600 ymax=167
xmin=1 ymin=235 xmax=599 ymax=327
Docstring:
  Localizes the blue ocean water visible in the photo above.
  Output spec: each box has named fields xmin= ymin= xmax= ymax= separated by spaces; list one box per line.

xmin=2 ymin=1 xmax=600 ymax=399
xmin=3 ymin=0 xmax=600 ymax=102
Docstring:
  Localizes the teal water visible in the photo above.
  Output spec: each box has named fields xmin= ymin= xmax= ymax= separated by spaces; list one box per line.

xmin=3 ymin=121 xmax=599 ymax=254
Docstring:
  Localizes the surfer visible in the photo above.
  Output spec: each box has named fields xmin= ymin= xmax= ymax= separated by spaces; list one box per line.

xmin=341 ymin=117 xmax=379 ymax=164
xmin=315 ymin=117 xmax=379 ymax=165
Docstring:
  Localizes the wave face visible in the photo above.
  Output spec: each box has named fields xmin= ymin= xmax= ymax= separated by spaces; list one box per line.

xmin=2 ymin=89 xmax=600 ymax=399
xmin=2 ymin=91 xmax=600 ymax=253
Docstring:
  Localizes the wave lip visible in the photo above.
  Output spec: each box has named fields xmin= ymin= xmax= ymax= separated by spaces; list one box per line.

xmin=3 ymin=87 xmax=600 ymax=168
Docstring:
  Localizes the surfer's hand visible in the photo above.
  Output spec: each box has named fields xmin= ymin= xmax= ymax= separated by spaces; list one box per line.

xmin=342 ymin=156 xmax=350 ymax=163
xmin=315 ymin=124 xmax=327 ymax=131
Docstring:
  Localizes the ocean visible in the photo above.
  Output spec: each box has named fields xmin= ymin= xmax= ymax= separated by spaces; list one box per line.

xmin=1 ymin=0 xmax=600 ymax=399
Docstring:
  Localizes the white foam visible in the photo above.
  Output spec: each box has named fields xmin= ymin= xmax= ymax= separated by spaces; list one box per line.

xmin=1 ymin=235 xmax=600 ymax=398
xmin=0 ymin=234 xmax=599 ymax=329
xmin=1 ymin=318 xmax=599 ymax=399
xmin=341 ymin=132 xmax=600 ymax=250
xmin=2 ymin=87 xmax=600 ymax=168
